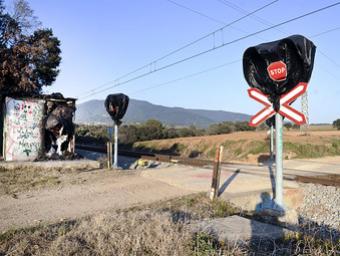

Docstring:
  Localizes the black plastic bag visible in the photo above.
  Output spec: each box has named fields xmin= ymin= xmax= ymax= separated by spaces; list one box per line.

xmin=266 ymin=116 xmax=275 ymax=128
xmin=104 ymin=93 xmax=129 ymax=125
xmin=243 ymin=35 xmax=316 ymax=105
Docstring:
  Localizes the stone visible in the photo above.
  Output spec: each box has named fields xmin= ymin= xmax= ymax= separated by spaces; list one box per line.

xmin=192 ymin=215 xmax=290 ymax=244
xmin=279 ymin=209 xmax=299 ymax=225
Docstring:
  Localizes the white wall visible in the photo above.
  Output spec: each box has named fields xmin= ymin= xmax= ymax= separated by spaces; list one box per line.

xmin=4 ymin=97 xmax=45 ymax=161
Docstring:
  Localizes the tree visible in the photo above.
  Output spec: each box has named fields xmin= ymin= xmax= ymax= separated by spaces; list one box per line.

xmin=207 ymin=122 xmax=232 ymax=135
xmin=333 ymin=119 xmax=340 ymax=130
xmin=177 ymin=127 xmax=195 ymax=137
xmin=144 ymin=119 xmax=164 ymax=139
xmin=11 ymin=0 xmax=41 ymax=34
xmin=0 ymin=0 xmax=61 ymax=97
xmin=234 ymin=121 xmax=255 ymax=131
xmin=284 ymin=122 xmax=293 ymax=131
xmin=120 ymin=124 xmax=138 ymax=145
xmin=163 ymin=127 xmax=179 ymax=139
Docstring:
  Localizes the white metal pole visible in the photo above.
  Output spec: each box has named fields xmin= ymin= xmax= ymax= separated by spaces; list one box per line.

xmin=113 ymin=124 xmax=118 ymax=169
xmin=275 ymin=113 xmax=284 ymax=209
xmin=270 ymin=125 xmax=274 ymax=159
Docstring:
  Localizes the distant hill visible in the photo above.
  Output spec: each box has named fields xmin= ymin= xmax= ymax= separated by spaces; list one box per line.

xmin=75 ymin=99 xmax=251 ymax=128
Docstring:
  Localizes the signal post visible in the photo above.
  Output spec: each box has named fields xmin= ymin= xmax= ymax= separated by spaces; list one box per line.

xmin=243 ymin=35 xmax=316 ymax=214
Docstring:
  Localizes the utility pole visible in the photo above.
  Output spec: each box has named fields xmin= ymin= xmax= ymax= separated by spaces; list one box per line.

xmin=270 ymin=125 xmax=275 ymax=159
xmin=275 ymin=113 xmax=283 ymax=209
xmin=300 ymin=91 xmax=309 ymax=133
xmin=113 ymin=124 xmax=119 ymax=169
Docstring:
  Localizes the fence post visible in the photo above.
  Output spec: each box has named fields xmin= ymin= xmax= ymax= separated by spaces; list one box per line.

xmin=210 ymin=145 xmax=223 ymax=200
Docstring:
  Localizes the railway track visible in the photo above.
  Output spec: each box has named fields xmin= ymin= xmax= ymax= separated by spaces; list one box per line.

xmin=76 ymin=144 xmax=340 ymax=187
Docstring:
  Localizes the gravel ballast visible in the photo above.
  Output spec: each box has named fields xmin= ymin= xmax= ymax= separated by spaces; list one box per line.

xmin=298 ymin=183 xmax=339 ymax=239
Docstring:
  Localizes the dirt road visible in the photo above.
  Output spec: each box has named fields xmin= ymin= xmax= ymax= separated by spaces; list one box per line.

xmin=0 ymin=170 xmax=192 ymax=232
xmin=2 ymin=155 xmax=339 ymax=233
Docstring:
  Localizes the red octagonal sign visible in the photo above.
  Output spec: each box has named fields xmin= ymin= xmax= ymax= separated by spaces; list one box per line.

xmin=267 ymin=61 xmax=287 ymax=81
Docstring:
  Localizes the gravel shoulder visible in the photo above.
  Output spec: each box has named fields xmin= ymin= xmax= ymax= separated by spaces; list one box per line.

xmin=0 ymin=169 xmax=192 ymax=232
xmin=298 ymin=184 xmax=340 ymax=232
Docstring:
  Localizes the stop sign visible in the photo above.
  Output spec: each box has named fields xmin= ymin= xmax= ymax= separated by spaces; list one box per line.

xmin=267 ymin=61 xmax=287 ymax=82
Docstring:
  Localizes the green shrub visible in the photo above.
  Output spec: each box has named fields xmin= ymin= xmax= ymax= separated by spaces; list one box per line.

xmin=76 ymin=120 xmax=256 ymax=146
xmin=284 ymin=140 xmax=340 ymax=158
xmin=333 ymin=119 xmax=340 ymax=130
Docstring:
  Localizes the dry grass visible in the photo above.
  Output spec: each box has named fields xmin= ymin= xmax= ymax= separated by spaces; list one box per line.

xmin=309 ymin=124 xmax=335 ymax=131
xmin=0 ymin=166 xmax=89 ymax=196
xmin=0 ymin=193 xmax=338 ymax=255
xmin=0 ymin=166 xmax=61 ymax=196
xmin=134 ymin=130 xmax=340 ymax=163
xmin=0 ymin=193 xmax=237 ymax=256
xmin=0 ymin=211 xmax=191 ymax=256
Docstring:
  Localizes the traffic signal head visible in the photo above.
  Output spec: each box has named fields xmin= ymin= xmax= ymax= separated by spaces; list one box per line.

xmin=243 ymin=35 xmax=316 ymax=100
xmin=104 ymin=93 xmax=129 ymax=125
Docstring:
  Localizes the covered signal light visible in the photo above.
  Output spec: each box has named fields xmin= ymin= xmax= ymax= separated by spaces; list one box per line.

xmin=243 ymin=34 xmax=316 ymax=106
xmin=104 ymin=93 xmax=129 ymax=125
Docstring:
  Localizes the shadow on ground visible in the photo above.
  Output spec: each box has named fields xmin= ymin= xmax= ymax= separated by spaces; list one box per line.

xmin=218 ymin=169 xmax=240 ymax=196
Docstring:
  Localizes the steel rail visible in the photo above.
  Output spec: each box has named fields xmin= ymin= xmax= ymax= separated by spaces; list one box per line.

xmin=76 ymin=143 xmax=340 ymax=187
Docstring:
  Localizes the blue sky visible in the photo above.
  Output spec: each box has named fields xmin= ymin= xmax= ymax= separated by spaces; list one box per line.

xmin=6 ymin=0 xmax=340 ymax=123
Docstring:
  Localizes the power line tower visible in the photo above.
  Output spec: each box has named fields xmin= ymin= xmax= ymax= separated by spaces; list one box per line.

xmin=300 ymin=91 xmax=309 ymax=133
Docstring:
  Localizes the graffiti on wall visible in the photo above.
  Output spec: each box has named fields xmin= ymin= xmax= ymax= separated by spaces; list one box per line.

xmin=4 ymin=97 xmax=45 ymax=161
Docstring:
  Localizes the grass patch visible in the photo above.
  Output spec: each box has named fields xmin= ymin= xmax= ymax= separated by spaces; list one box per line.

xmin=0 ymin=193 xmax=338 ymax=255
xmin=284 ymin=139 xmax=340 ymax=158
xmin=0 ymin=167 xmax=62 ymax=196
xmin=134 ymin=142 xmax=188 ymax=156
xmin=144 ymin=193 xmax=239 ymax=221
xmin=220 ymin=140 xmax=268 ymax=160
xmin=192 ymin=232 xmax=221 ymax=256
xmin=0 ymin=166 xmax=90 ymax=196
xmin=0 ymin=193 xmax=238 ymax=256
xmin=211 ymin=199 xmax=238 ymax=218
xmin=191 ymin=231 xmax=340 ymax=256
xmin=247 ymin=140 xmax=268 ymax=155
xmin=138 ymin=138 xmax=340 ymax=162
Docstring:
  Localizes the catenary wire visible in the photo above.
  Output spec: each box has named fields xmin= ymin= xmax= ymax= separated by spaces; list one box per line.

xmin=131 ymin=1 xmax=340 ymax=95
xmin=164 ymin=0 xmax=266 ymax=37
xmin=127 ymin=25 xmax=340 ymax=96
xmin=79 ymin=1 xmax=340 ymax=100
xmin=78 ymin=25 xmax=340 ymax=102
xmin=216 ymin=0 xmax=340 ymax=69
xmin=79 ymin=0 xmax=279 ymax=97
xmin=128 ymin=59 xmax=241 ymax=95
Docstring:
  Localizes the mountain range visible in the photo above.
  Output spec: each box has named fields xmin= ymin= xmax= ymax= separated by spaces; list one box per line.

xmin=76 ymin=99 xmax=251 ymax=128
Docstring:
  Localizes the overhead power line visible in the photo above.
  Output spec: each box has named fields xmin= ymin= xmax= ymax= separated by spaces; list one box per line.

xmin=165 ymin=0 xmax=226 ymax=25
xmin=217 ymin=0 xmax=340 ymax=68
xmin=153 ymin=1 xmax=340 ymax=97
xmin=128 ymin=24 xmax=340 ymax=96
xmin=164 ymin=0 xmax=265 ymax=37
xmin=217 ymin=0 xmax=278 ymax=28
xmin=208 ymin=0 xmax=340 ymax=132
xmin=79 ymin=24 xmax=340 ymax=102
xmin=128 ymin=59 xmax=241 ymax=95
xmin=79 ymin=1 xmax=340 ymax=100
xmin=319 ymin=50 xmax=340 ymax=68
xmin=311 ymin=26 xmax=340 ymax=38
xmin=79 ymin=0 xmax=279 ymax=98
